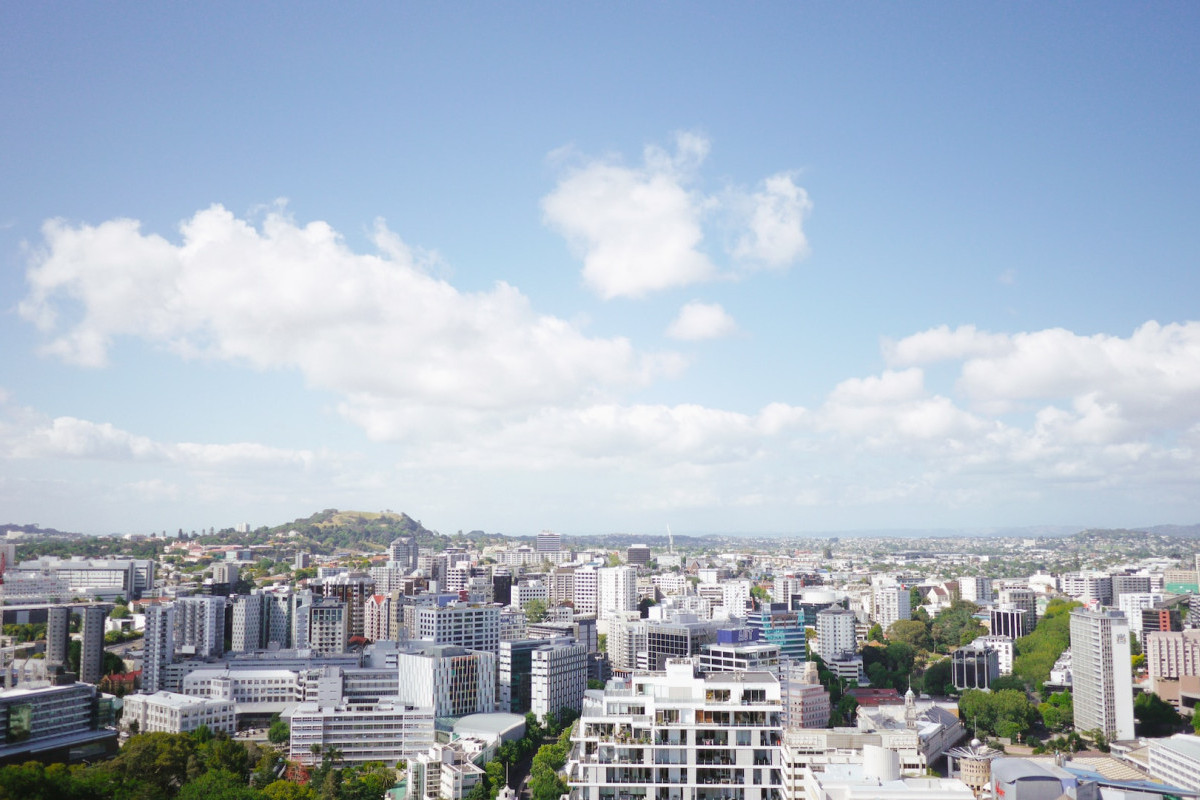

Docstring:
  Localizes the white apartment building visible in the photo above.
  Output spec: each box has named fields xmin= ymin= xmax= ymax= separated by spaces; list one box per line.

xmin=597 ymin=567 xmax=637 ymax=620
xmin=414 ymin=602 xmax=500 ymax=654
xmin=567 ymin=660 xmax=785 ymax=800
xmin=289 ymin=698 xmax=435 ymax=766
xmin=872 ymin=585 xmax=910 ymax=633
xmin=182 ymin=668 xmax=302 ymax=715
xmin=958 ymin=576 xmax=993 ymax=605
xmin=1061 ymin=572 xmax=1114 ymax=606
xmin=1118 ymin=592 xmax=1165 ymax=637
xmin=815 ymin=607 xmax=857 ymax=662
xmin=575 ymin=568 xmax=599 ymax=616
xmin=364 ymin=594 xmax=392 ymax=642
xmin=1069 ymin=608 xmax=1134 ymax=741
xmin=972 ymin=635 xmax=1014 ymax=676
xmin=123 ymin=690 xmax=236 ymax=736
xmin=531 ymin=641 xmax=589 ymax=721
xmin=653 ymin=574 xmax=690 ymax=597
xmin=142 ymin=602 xmax=176 ymax=693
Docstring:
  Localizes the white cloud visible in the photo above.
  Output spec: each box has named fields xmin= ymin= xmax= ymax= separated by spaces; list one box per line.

xmin=730 ymin=173 xmax=812 ymax=267
xmin=7 ymin=414 xmax=317 ymax=468
xmin=883 ymin=324 xmax=1012 ymax=367
xmin=20 ymin=205 xmax=683 ymax=439
xmin=666 ymin=301 xmax=739 ymax=341
xmin=541 ymin=133 xmax=811 ymax=299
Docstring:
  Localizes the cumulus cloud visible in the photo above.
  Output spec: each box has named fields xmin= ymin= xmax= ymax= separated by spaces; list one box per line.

xmin=542 ymin=133 xmax=811 ymax=299
xmin=666 ymin=301 xmax=739 ymax=341
xmin=19 ymin=205 xmax=683 ymax=439
xmin=883 ymin=324 xmax=1012 ymax=367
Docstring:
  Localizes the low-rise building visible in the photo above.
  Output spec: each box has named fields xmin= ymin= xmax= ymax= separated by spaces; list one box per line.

xmin=122 ymin=690 xmax=236 ymax=736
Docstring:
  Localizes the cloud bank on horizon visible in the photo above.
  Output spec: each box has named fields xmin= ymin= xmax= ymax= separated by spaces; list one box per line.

xmin=6 ymin=132 xmax=1200 ymax=533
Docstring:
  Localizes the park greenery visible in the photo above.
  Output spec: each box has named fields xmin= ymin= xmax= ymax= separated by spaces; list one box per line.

xmin=1012 ymin=598 xmax=1080 ymax=690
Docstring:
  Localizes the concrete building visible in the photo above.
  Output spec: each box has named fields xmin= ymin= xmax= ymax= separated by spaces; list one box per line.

xmin=142 ymin=602 xmax=176 ymax=693
xmin=747 ymin=607 xmax=805 ymax=661
xmin=316 ymin=572 xmax=375 ymax=640
xmin=176 ymin=595 xmax=226 ymax=658
xmin=574 ymin=567 xmax=598 ymax=616
xmin=1149 ymin=733 xmax=1200 ymax=793
xmin=816 ymin=607 xmax=858 ymax=663
xmin=414 ymin=602 xmax=500 ymax=654
xmin=289 ymin=698 xmax=435 ymax=766
xmin=1062 ymin=572 xmax=1114 ymax=607
xmin=78 ymin=605 xmax=107 ymax=684
xmin=123 ymin=690 xmax=236 ymax=735
xmin=873 ymin=585 xmax=910 ymax=633
xmin=536 ymin=531 xmax=562 ymax=553
xmin=500 ymin=637 xmax=573 ymax=714
xmin=597 ymin=566 xmax=637 ymax=620
xmin=308 ymin=599 xmax=349 ymax=654
xmin=781 ymin=660 xmax=830 ymax=730
xmin=389 ymin=537 xmax=420 ymax=571
xmin=958 ymin=576 xmax=993 ymax=605
xmin=1070 ymin=608 xmax=1134 ymax=741
xmin=45 ymin=605 xmax=70 ymax=670
xmin=998 ymin=587 xmax=1038 ymax=635
xmin=530 ymin=640 xmax=589 ymax=721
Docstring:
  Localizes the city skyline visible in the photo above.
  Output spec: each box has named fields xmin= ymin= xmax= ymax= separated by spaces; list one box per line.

xmin=2 ymin=5 xmax=1199 ymax=535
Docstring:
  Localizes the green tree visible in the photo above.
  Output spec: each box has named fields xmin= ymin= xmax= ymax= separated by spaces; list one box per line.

xmin=176 ymin=769 xmax=261 ymax=800
xmin=523 ymin=599 xmax=548 ymax=623
xmin=921 ymin=658 xmax=954 ymax=696
xmin=264 ymin=780 xmax=317 ymax=800
xmin=887 ymin=619 xmax=932 ymax=651
xmin=867 ymin=624 xmax=885 ymax=643
xmin=1134 ymin=692 xmax=1184 ymax=737
xmin=268 ymin=719 xmax=290 ymax=744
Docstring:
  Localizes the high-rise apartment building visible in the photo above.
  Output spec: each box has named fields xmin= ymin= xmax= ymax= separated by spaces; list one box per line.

xmin=872 ymin=585 xmax=910 ymax=632
xmin=597 ymin=566 xmax=637 ymax=620
xmin=45 ymin=605 xmax=71 ymax=670
xmin=568 ymin=661 xmax=784 ymax=800
xmin=1070 ymin=608 xmax=1134 ymax=741
xmin=998 ymin=587 xmax=1038 ymax=635
xmin=815 ymin=607 xmax=857 ymax=663
xmin=176 ymin=595 xmax=226 ymax=658
xmin=315 ymin=572 xmax=375 ymax=639
xmin=389 ymin=537 xmax=420 ymax=571
xmin=79 ymin=605 xmax=107 ymax=684
xmin=958 ymin=577 xmax=993 ymax=605
xmin=143 ymin=603 xmax=176 ymax=693
xmin=307 ymin=599 xmax=349 ymax=654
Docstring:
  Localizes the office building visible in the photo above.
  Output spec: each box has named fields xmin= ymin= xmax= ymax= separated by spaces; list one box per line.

xmin=989 ymin=606 xmax=1026 ymax=641
xmin=1062 ymin=573 xmax=1114 ymax=607
xmin=0 ymin=682 xmax=118 ymax=765
xmin=997 ymin=587 xmax=1037 ymax=635
xmin=290 ymin=698 xmax=435 ymax=767
xmin=747 ymin=607 xmax=805 ymax=661
xmin=122 ymin=690 xmax=236 ymax=736
xmin=500 ymin=637 xmax=572 ymax=714
xmin=780 ymin=660 xmax=830 ymax=729
xmin=308 ymin=599 xmax=349 ymax=654
xmin=1149 ymin=734 xmax=1200 ymax=793
xmin=315 ymin=572 xmax=375 ymax=639
xmin=958 ymin=576 xmax=993 ymax=605
xmin=536 ymin=531 xmax=562 ymax=553
xmin=574 ymin=567 xmax=598 ymax=616
xmin=626 ymin=544 xmax=651 ymax=566
xmin=1070 ymin=608 xmax=1134 ymax=741
xmin=952 ymin=641 xmax=999 ymax=691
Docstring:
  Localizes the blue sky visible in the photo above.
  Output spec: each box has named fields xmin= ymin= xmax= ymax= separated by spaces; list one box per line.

xmin=2 ymin=4 xmax=1198 ymax=536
